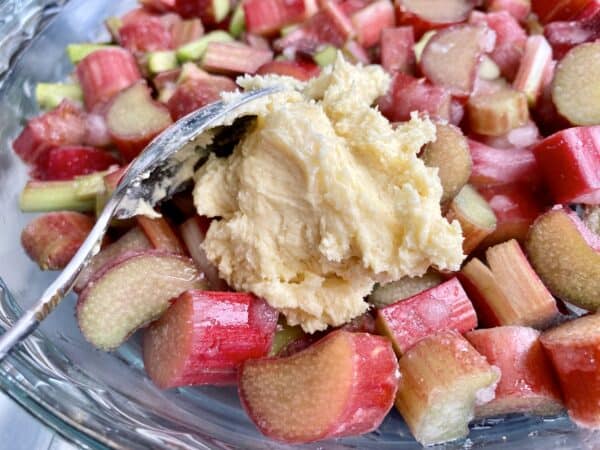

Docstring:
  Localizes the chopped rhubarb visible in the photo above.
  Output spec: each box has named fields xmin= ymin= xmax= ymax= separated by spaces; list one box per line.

xmin=77 ymin=250 xmax=206 ymax=350
xmin=137 ymin=216 xmax=186 ymax=255
xmin=83 ymin=113 xmax=112 ymax=148
xmin=540 ymin=314 xmax=600 ymax=428
xmin=144 ymin=290 xmax=278 ymax=387
xmin=342 ymin=39 xmax=371 ymax=64
xmin=378 ymin=72 xmax=452 ymax=122
xmin=201 ymin=42 xmax=273 ymax=74
xmin=256 ymin=59 xmax=320 ymax=80
xmin=350 ymin=0 xmax=395 ymax=48
xmin=242 ymin=33 xmax=272 ymax=51
xmin=532 ymin=0 xmax=591 ymax=24
xmin=239 ymin=330 xmax=398 ymax=443
xmin=532 ymin=126 xmax=600 ymax=205
xmin=396 ymin=0 xmax=477 ymax=38
xmin=376 ymin=277 xmax=477 ymax=355
xmin=34 ymin=146 xmax=119 ymax=181
xmin=19 ymin=176 xmax=104 ymax=213
xmin=420 ymin=24 xmax=495 ymax=96
xmin=21 ymin=211 xmax=94 ymax=270
xmin=467 ymin=88 xmax=530 ymax=136
xmin=467 ymin=326 xmax=563 ymax=417
xmin=75 ymin=227 xmax=152 ymax=292
xmin=460 ymin=239 xmax=559 ymax=328
xmin=176 ymin=30 xmax=234 ymax=62
xmin=166 ymin=76 xmax=237 ymax=120
xmin=395 ymin=330 xmax=499 ymax=446
xmin=243 ymin=0 xmax=317 ymax=36
xmin=175 ymin=0 xmax=232 ymax=25
xmin=269 ymin=323 xmax=306 ymax=356
xmin=552 ymin=42 xmax=600 ymax=126
xmin=147 ymin=50 xmax=178 ymax=74
xmin=475 ymin=120 xmax=540 ymax=149
xmin=67 ymin=43 xmax=115 ymax=64
xmin=35 ymin=83 xmax=83 ymax=110
xmin=119 ymin=17 xmax=173 ymax=53
xmin=76 ymin=48 xmax=142 ymax=111
xmin=368 ymin=271 xmax=443 ymax=307
xmin=106 ymin=82 xmax=173 ymax=161
xmin=380 ymin=26 xmax=415 ymax=73
xmin=446 ymin=184 xmax=497 ymax=254
xmin=544 ymin=20 xmax=600 ymax=60
xmin=513 ymin=35 xmax=553 ymax=105
xmin=13 ymin=100 xmax=86 ymax=165
xmin=171 ymin=18 xmax=204 ymax=48
xmin=180 ymin=216 xmax=228 ymax=290
xmin=485 ymin=0 xmax=531 ymax=22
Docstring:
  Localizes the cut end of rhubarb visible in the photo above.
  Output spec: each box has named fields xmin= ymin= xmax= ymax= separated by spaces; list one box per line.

xmin=368 ymin=270 xmax=443 ymax=307
xmin=467 ymin=88 xmax=530 ymax=136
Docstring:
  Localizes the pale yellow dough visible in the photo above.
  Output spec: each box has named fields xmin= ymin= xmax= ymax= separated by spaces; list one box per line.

xmin=193 ymin=55 xmax=464 ymax=332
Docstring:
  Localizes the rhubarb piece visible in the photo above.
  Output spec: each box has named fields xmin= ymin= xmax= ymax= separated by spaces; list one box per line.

xmin=176 ymin=30 xmax=234 ymax=62
xmin=396 ymin=0 xmax=477 ymax=38
xmin=420 ymin=24 xmax=494 ymax=96
xmin=532 ymin=0 xmax=591 ymax=24
xmin=21 ymin=212 xmax=94 ymax=270
xmin=513 ymin=35 xmax=553 ymax=105
xmin=376 ymin=278 xmax=477 ymax=355
xmin=144 ymin=290 xmax=278 ymax=387
xmin=201 ymin=41 xmax=273 ymax=74
xmin=552 ymin=42 xmax=600 ymax=126
xmin=119 ymin=17 xmax=173 ymax=53
xmin=76 ymin=48 xmax=142 ymax=110
xmin=166 ymin=75 xmax=237 ymax=120
xmin=67 ymin=43 xmax=114 ymax=64
xmin=533 ymin=126 xmax=600 ymax=204
xmin=269 ymin=323 xmax=306 ymax=356
xmin=180 ymin=216 xmax=228 ymax=290
xmin=34 ymin=146 xmax=119 ymax=181
xmin=478 ymin=55 xmax=501 ymax=80
xmin=468 ymin=139 xmax=541 ymax=188
xmin=467 ymin=326 xmax=563 ymax=417
xmin=84 ymin=113 xmax=112 ymax=148
xmin=485 ymin=0 xmax=531 ymax=22
xmin=106 ymin=82 xmax=173 ymax=161
xmin=478 ymin=183 xmax=544 ymax=247
xmin=413 ymin=29 xmax=436 ymax=63
xmin=313 ymin=45 xmax=337 ymax=67
xmin=239 ymin=330 xmax=398 ymax=443
xmin=147 ymin=50 xmax=178 ymax=74
xmin=540 ymin=314 xmax=600 ymax=428
xmin=75 ymin=227 xmax=152 ymax=292
xmin=35 ymin=83 xmax=83 ymax=110
xmin=461 ymin=239 xmax=559 ymax=328
xmin=256 ymin=59 xmax=320 ymax=80
xmin=544 ymin=20 xmax=600 ymax=61
xmin=338 ymin=312 xmax=377 ymax=334
xmin=467 ymin=88 xmax=529 ymax=136
xmin=171 ymin=18 xmax=204 ymax=48
xmin=421 ymin=123 xmax=472 ymax=203
xmin=475 ymin=120 xmax=540 ymax=149
xmin=526 ymin=208 xmax=600 ymax=311
xmin=229 ymin=4 xmax=245 ymax=37
xmin=175 ymin=0 xmax=232 ymax=25
xmin=12 ymin=100 xmax=86 ymax=165
xmin=243 ymin=0 xmax=316 ymax=36
xmin=77 ymin=250 xmax=206 ymax=350
xmin=395 ymin=330 xmax=499 ymax=446
xmin=368 ymin=271 xmax=443 ymax=307
xmin=342 ymin=39 xmax=371 ymax=64
xmin=446 ymin=185 xmax=497 ymax=254
xmin=378 ymin=72 xmax=452 ymax=122
xmin=350 ymin=0 xmax=394 ymax=48
xmin=380 ymin=26 xmax=415 ymax=73
xmin=137 ymin=216 xmax=186 ymax=255
xmin=19 ymin=176 xmax=103 ymax=212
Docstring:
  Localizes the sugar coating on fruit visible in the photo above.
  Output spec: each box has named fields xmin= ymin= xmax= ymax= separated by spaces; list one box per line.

xmin=193 ymin=54 xmax=464 ymax=332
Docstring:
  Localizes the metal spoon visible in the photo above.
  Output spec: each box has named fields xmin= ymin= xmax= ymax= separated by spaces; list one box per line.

xmin=0 ymin=86 xmax=282 ymax=361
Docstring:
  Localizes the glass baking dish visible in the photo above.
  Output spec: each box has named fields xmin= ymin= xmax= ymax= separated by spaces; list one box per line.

xmin=0 ymin=0 xmax=599 ymax=448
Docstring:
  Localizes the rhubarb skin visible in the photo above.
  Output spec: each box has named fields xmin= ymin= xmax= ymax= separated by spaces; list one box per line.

xmin=76 ymin=48 xmax=142 ymax=111
xmin=544 ymin=20 xmax=600 ymax=60
xmin=171 ymin=18 xmax=204 ymax=48
xmin=13 ymin=100 xmax=86 ymax=166
xmin=467 ymin=326 xmax=564 ymax=417
xmin=137 ymin=216 xmax=186 ymax=255
xmin=540 ymin=313 xmax=600 ymax=428
xmin=256 ymin=59 xmax=321 ymax=81
xmin=376 ymin=277 xmax=477 ymax=356
xmin=395 ymin=330 xmax=500 ymax=446
xmin=34 ymin=146 xmax=119 ymax=181
xmin=119 ymin=16 xmax=173 ymax=53
xmin=380 ymin=26 xmax=415 ymax=73
xmin=144 ymin=291 xmax=278 ymax=388
xmin=350 ymin=0 xmax=395 ymax=48
xmin=21 ymin=211 xmax=94 ymax=270
xmin=166 ymin=76 xmax=237 ymax=120
xmin=532 ymin=126 xmax=600 ymax=205
xmin=512 ymin=35 xmax=553 ymax=106
xmin=532 ymin=0 xmax=591 ymax=24
xmin=243 ymin=0 xmax=315 ymax=36
xmin=200 ymin=42 xmax=273 ymax=75
xmin=239 ymin=330 xmax=398 ymax=443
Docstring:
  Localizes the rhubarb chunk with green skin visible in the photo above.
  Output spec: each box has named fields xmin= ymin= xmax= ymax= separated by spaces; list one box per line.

xmin=144 ymin=291 xmax=278 ymax=388
xmin=368 ymin=271 xmax=443 ymax=307
xmin=350 ymin=0 xmax=395 ymax=48
xmin=313 ymin=45 xmax=337 ymax=67
xmin=147 ymin=50 xmax=178 ymax=74
xmin=20 ymin=179 xmax=97 ymax=212
xmin=239 ymin=330 xmax=398 ymax=443
xmin=395 ymin=330 xmax=500 ymax=446
xmin=541 ymin=314 xmax=600 ymax=428
xmin=35 ymin=83 xmax=83 ymax=110
xmin=526 ymin=207 xmax=600 ymax=311
xmin=376 ymin=277 xmax=477 ymax=356
xmin=269 ymin=323 xmax=306 ymax=356
xmin=229 ymin=4 xmax=245 ymax=37
xmin=137 ymin=216 xmax=186 ymax=255
xmin=77 ymin=250 xmax=206 ymax=350
xmin=21 ymin=212 xmax=94 ymax=270
xmin=176 ymin=30 xmax=234 ymax=62
xmin=532 ymin=126 xmax=600 ymax=205
xmin=67 ymin=43 xmax=115 ymax=64
xmin=467 ymin=326 xmax=564 ymax=417
xmin=201 ymin=42 xmax=273 ymax=74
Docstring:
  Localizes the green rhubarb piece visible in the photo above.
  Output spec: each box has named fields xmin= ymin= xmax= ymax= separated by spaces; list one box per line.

xmin=478 ymin=55 xmax=500 ymax=80
xmin=35 ymin=83 xmax=83 ymax=110
xmin=20 ymin=181 xmax=95 ymax=212
xmin=228 ymin=4 xmax=245 ymax=38
xmin=280 ymin=24 xmax=299 ymax=37
xmin=67 ymin=43 xmax=115 ymax=64
xmin=176 ymin=30 xmax=234 ymax=62
xmin=313 ymin=45 xmax=338 ymax=67
xmin=74 ymin=172 xmax=108 ymax=199
xmin=213 ymin=0 xmax=232 ymax=23
xmin=147 ymin=51 xmax=179 ymax=74
xmin=269 ymin=324 xmax=306 ymax=356
xmin=414 ymin=30 xmax=436 ymax=64
xmin=105 ymin=16 xmax=123 ymax=42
